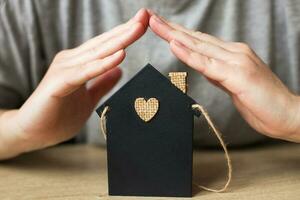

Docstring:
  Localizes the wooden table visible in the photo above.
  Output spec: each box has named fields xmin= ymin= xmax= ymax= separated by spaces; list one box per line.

xmin=0 ymin=144 xmax=299 ymax=200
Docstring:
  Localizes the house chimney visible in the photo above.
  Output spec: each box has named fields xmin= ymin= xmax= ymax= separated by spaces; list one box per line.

xmin=168 ymin=72 xmax=187 ymax=93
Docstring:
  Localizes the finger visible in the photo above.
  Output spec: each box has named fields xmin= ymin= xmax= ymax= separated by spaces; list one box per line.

xmin=170 ymin=40 xmax=228 ymax=82
xmin=134 ymin=8 xmax=150 ymax=28
xmin=168 ymin=23 xmax=232 ymax=50
xmin=73 ymin=50 xmax=125 ymax=86
xmin=166 ymin=20 xmax=261 ymax=65
xmin=85 ymin=23 xmax=144 ymax=59
xmin=53 ymin=50 xmax=125 ymax=97
xmin=88 ymin=67 xmax=122 ymax=106
xmin=60 ymin=8 xmax=149 ymax=59
xmin=170 ymin=40 xmax=244 ymax=94
xmin=146 ymin=9 xmax=155 ymax=16
xmin=58 ymin=23 xmax=144 ymax=67
xmin=147 ymin=10 xmax=232 ymax=49
xmin=149 ymin=14 xmax=262 ymax=65
xmin=177 ymin=26 xmax=261 ymax=65
xmin=150 ymin=15 xmax=236 ymax=61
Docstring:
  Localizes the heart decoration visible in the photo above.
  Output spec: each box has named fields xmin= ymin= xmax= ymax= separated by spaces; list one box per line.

xmin=134 ymin=97 xmax=159 ymax=122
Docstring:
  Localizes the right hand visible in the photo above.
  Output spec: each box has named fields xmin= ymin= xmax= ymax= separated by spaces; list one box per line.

xmin=148 ymin=12 xmax=300 ymax=142
xmin=0 ymin=9 xmax=149 ymax=159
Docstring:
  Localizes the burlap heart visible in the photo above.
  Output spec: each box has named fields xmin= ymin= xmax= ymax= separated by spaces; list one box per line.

xmin=134 ymin=98 xmax=159 ymax=122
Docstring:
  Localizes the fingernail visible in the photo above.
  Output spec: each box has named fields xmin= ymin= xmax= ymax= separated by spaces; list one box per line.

xmin=114 ymin=49 xmax=124 ymax=56
xmin=134 ymin=8 xmax=144 ymax=19
xmin=147 ymin=9 xmax=155 ymax=16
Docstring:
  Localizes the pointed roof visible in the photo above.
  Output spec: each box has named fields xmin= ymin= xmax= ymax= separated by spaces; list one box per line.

xmin=96 ymin=63 xmax=198 ymax=116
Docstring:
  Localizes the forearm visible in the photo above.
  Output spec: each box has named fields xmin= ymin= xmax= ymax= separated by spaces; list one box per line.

xmin=0 ymin=109 xmax=27 ymax=160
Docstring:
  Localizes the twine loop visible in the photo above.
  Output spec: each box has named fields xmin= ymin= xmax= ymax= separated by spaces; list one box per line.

xmin=100 ymin=106 xmax=109 ymax=141
xmin=100 ymin=104 xmax=232 ymax=193
xmin=191 ymin=104 xmax=232 ymax=193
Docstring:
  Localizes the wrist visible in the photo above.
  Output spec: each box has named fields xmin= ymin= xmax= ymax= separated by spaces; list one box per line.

xmin=0 ymin=109 xmax=29 ymax=160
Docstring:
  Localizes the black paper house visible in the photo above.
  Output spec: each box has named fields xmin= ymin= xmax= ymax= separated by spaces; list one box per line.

xmin=96 ymin=63 xmax=200 ymax=197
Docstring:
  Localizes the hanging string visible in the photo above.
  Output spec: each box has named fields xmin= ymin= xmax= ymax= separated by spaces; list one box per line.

xmin=100 ymin=106 xmax=109 ymax=141
xmin=100 ymin=104 xmax=232 ymax=193
xmin=192 ymin=104 xmax=232 ymax=193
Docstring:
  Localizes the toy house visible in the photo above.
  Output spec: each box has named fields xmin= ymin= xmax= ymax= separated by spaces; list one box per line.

xmin=96 ymin=63 xmax=200 ymax=197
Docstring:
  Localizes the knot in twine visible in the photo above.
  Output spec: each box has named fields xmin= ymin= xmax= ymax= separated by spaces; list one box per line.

xmin=100 ymin=104 xmax=232 ymax=193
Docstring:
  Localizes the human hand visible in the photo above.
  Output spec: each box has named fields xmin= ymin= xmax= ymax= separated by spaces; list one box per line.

xmin=0 ymin=9 xmax=149 ymax=159
xmin=149 ymin=12 xmax=300 ymax=142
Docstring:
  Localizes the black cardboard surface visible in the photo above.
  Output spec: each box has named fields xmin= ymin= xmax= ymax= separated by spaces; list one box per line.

xmin=96 ymin=63 xmax=200 ymax=197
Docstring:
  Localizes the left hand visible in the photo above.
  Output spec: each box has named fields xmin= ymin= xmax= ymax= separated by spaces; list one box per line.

xmin=148 ymin=11 xmax=300 ymax=142
xmin=0 ymin=9 xmax=150 ymax=160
